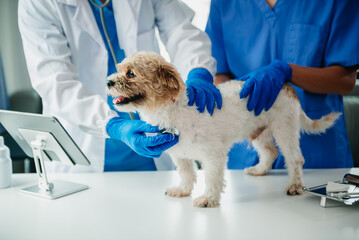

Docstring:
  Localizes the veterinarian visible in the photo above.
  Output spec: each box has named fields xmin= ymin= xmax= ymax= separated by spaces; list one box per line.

xmin=18 ymin=0 xmax=222 ymax=172
xmin=206 ymin=0 xmax=359 ymax=169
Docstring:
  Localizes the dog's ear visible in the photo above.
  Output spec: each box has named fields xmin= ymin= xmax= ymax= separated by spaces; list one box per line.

xmin=157 ymin=62 xmax=183 ymax=91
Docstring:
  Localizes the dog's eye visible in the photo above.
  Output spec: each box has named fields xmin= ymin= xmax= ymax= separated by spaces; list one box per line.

xmin=127 ymin=70 xmax=136 ymax=78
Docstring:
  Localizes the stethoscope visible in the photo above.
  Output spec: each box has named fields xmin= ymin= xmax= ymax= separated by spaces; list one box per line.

xmin=89 ymin=0 xmax=135 ymax=120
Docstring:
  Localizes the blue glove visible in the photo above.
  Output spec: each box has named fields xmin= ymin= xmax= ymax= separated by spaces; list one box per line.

xmin=106 ymin=117 xmax=179 ymax=158
xmin=239 ymin=60 xmax=292 ymax=116
xmin=186 ymin=68 xmax=222 ymax=115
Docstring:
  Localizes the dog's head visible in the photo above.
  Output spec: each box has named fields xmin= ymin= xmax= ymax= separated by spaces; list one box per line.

xmin=106 ymin=51 xmax=185 ymax=112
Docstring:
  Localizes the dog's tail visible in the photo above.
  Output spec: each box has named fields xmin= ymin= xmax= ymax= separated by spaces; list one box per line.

xmin=299 ymin=109 xmax=341 ymax=135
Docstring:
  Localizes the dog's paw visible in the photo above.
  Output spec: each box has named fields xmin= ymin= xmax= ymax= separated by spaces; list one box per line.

xmin=193 ymin=196 xmax=219 ymax=208
xmin=165 ymin=187 xmax=191 ymax=198
xmin=244 ymin=166 xmax=268 ymax=176
xmin=285 ymin=184 xmax=304 ymax=195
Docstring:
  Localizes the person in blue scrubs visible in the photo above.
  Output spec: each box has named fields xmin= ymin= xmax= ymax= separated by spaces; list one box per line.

xmin=206 ymin=0 xmax=359 ymax=169
xmin=90 ymin=0 xmax=222 ymax=171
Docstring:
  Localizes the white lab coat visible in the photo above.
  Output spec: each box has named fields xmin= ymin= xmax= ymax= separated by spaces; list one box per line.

xmin=18 ymin=0 xmax=216 ymax=172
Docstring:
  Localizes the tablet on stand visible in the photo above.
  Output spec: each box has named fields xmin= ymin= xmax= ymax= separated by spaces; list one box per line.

xmin=0 ymin=110 xmax=91 ymax=199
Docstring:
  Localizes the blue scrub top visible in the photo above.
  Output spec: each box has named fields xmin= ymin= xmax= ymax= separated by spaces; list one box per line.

xmin=90 ymin=0 xmax=156 ymax=171
xmin=206 ymin=0 xmax=359 ymax=169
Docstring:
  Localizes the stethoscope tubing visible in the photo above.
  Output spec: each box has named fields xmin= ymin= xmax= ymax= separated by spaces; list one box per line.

xmin=89 ymin=0 xmax=135 ymax=120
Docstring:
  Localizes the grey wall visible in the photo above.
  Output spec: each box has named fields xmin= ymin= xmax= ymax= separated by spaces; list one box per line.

xmin=0 ymin=0 xmax=32 ymax=96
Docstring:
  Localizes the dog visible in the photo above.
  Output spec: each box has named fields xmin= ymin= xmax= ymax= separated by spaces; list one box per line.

xmin=106 ymin=51 xmax=340 ymax=208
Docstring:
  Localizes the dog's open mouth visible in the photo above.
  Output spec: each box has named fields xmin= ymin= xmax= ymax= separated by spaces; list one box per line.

xmin=112 ymin=94 xmax=143 ymax=105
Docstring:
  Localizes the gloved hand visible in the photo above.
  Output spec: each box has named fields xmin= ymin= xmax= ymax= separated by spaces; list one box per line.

xmin=186 ymin=68 xmax=222 ymax=115
xmin=106 ymin=117 xmax=179 ymax=158
xmin=239 ymin=60 xmax=292 ymax=116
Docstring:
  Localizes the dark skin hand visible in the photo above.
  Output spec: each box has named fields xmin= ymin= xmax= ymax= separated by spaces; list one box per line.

xmin=214 ymin=64 xmax=358 ymax=96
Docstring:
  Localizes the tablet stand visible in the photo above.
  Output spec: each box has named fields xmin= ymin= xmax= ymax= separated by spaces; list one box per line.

xmin=18 ymin=129 xmax=88 ymax=199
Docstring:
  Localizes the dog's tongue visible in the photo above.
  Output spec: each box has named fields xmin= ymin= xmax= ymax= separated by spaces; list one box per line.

xmin=113 ymin=96 xmax=125 ymax=104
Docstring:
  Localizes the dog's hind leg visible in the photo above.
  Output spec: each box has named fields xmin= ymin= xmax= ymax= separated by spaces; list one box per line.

xmin=245 ymin=128 xmax=278 ymax=176
xmin=272 ymin=123 xmax=305 ymax=195
xmin=166 ymin=158 xmax=196 ymax=198
xmin=193 ymin=153 xmax=227 ymax=208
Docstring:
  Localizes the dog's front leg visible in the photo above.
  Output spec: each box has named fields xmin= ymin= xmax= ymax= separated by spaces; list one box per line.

xmin=166 ymin=158 xmax=196 ymax=197
xmin=193 ymin=155 xmax=227 ymax=208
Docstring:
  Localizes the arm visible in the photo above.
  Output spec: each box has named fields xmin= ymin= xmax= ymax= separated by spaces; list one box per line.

xmin=214 ymin=73 xmax=233 ymax=86
xmin=289 ymin=64 xmax=357 ymax=96
xmin=215 ymin=65 xmax=357 ymax=96
xmin=207 ymin=0 xmax=234 ymax=91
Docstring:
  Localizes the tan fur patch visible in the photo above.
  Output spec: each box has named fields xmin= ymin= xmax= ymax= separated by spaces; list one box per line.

xmin=237 ymin=81 xmax=245 ymax=88
xmin=312 ymin=120 xmax=319 ymax=130
xmin=250 ymin=126 xmax=267 ymax=140
xmin=324 ymin=114 xmax=336 ymax=122
xmin=283 ymin=84 xmax=298 ymax=100
xmin=226 ymin=81 xmax=244 ymax=88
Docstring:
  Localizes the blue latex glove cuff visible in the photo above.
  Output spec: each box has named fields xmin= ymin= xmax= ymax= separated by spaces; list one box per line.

xmin=271 ymin=59 xmax=292 ymax=82
xmin=187 ymin=68 xmax=213 ymax=84
xmin=186 ymin=68 xmax=222 ymax=115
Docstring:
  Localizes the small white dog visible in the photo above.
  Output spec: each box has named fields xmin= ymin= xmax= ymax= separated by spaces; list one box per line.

xmin=106 ymin=51 xmax=340 ymax=208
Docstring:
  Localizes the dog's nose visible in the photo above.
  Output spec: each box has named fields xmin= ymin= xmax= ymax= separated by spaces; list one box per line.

xmin=107 ymin=80 xmax=115 ymax=88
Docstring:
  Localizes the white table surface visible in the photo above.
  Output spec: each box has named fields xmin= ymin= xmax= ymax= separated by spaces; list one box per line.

xmin=1 ymin=169 xmax=358 ymax=240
